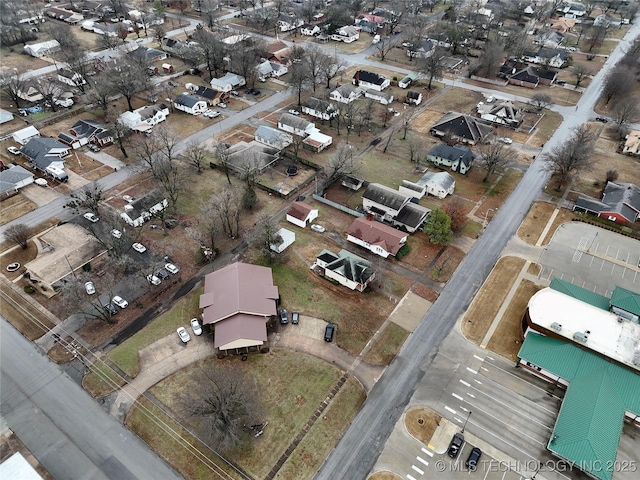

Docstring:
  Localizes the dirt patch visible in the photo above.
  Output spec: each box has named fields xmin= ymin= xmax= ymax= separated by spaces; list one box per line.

xmin=405 ymin=408 xmax=441 ymax=445
xmin=369 ymin=472 xmax=403 ymax=480
xmin=0 ymin=195 xmax=37 ymax=226
xmin=428 ymin=246 xmax=465 ymax=282
xmin=412 ymin=283 xmax=439 ymax=302
xmin=462 ymin=257 xmax=526 ymax=344
xmin=363 ymin=322 xmax=409 ymax=366
xmin=486 ymin=280 xmax=542 ymax=361
xmin=400 ymin=235 xmax=443 ymax=271
xmin=517 ymin=202 xmax=557 ymax=245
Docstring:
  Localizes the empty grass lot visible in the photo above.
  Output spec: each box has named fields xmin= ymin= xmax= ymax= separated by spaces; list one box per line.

xmin=363 ymin=322 xmax=410 ymax=365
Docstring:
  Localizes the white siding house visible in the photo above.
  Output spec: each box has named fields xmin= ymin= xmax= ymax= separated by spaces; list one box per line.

xmin=119 ymin=104 xmax=170 ymax=131
xmin=286 ymin=202 xmax=319 ymax=228
xmin=210 ymin=72 xmax=246 ymax=92
xmin=173 ymin=94 xmax=207 ymax=115
xmin=254 ymin=126 xmax=293 ymax=150
xmin=278 ymin=113 xmax=316 ymax=137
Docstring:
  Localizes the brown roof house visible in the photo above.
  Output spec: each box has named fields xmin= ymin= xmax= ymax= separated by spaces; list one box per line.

xmin=346 ymin=216 xmax=407 ymax=258
xmin=286 ymin=201 xmax=318 ymax=228
xmin=199 ymin=262 xmax=279 ymax=353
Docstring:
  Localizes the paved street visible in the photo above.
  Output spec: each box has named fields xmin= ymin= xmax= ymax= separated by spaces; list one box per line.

xmin=0 ymin=316 xmax=183 ymax=480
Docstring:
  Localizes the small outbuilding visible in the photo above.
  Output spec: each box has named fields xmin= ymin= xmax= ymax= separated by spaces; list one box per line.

xmin=270 ymin=228 xmax=295 ymax=253
xmin=12 ymin=126 xmax=40 ymax=145
xmin=286 ymin=201 xmax=319 ymax=228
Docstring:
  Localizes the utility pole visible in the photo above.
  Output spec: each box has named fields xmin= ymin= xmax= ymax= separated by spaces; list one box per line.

xmin=461 ymin=411 xmax=472 ymax=433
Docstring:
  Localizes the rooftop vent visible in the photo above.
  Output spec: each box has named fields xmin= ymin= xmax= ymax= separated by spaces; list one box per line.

xmin=551 ymin=322 xmax=562 ymax=331
xmin=124 ymin=204 xmax=134 ymax=212
xmin=573 ymin=332 xmax=588 ymax=343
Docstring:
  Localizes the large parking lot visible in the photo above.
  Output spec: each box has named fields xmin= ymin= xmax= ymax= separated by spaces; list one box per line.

xmin=538 ymin=222 xmax=640 ymax=295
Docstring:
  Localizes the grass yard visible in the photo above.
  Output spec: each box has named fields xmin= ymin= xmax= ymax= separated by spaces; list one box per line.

xmin=0 ymin=194 xmax=37 ymax=226
xmin=147 ymin=351 xmax=357 ymax=479
xmin=0 ymin=240 xmax=37 ymax=274
xmin=275 ymin=376 xmax=366 ymax=480
xmin=400 ymin=234 xmax=443 ymax=271
xmin=422 ymin=87 xmax=485 ymax=115
xmin=428 ymin=246 xmax=466 ymax=282
xmin=517 ymin=201 xmax=557 ymax=245
xmin=363 ymin=322 xmax=410 ymax=366
xmin=0 ymin=47 xmax=51 ymax=72
xmin=404 ymin=408 xmax=441 ymax=445
xmin=462 ymin=256 xmax=526 ymax=345
xmin=486 ymin=280 xmax=541 ymax=361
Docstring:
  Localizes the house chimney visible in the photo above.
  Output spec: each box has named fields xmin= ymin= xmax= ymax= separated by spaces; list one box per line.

xmin=366 ymin=213 xmax=374 ymax=221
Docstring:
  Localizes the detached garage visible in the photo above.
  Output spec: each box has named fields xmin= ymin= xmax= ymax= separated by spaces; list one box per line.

xmin=270 ymin=228 xmax=295 ymax=253
xmin=12 ymin=126 xmax=40 ymax=145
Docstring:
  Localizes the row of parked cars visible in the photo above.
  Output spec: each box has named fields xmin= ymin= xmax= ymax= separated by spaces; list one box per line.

xmin=278 ymin=308 xmax=336 ymax=342
xmin=177 ymin=318 xmax=203 ymax=343
xmin=447 ymin=432 xmax=482 ymax=471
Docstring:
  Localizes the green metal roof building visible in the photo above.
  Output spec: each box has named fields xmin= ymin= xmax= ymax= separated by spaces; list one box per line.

xmin=518 ymin=333 xmax=640 ymax=480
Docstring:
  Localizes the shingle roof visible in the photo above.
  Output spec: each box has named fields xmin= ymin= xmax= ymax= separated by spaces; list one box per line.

xmin=255 ymin=125 xmax=290 ymax=144
xmin=304 ymin=97 xmax=337 ymax=113
xmin=602 ymin=182 xmax=640 ymax=217
xmin=431 ymin=112 xmax=493 ymax=143
xmin=21 ymin=138 xmax=68 ymax=169
xmin=287 ymin=201 xmax=315 ymax=221
xmin=363 ymin=183 xmax=409 ymax=211
xmin=0 ymin=165 xmax=32 ymax=194
xmin=609 ymin=286 xmax=640 ymax=317
xmin=346 ymin=217 xmax=406 ymax=256
xmin=427 ymin=144 xmax=475 ymax=167
xmin=322 ymin=249 xmax=374 ymax=284
xmin=353 ymin=70 xmax=388 ymax=86
xmin=549 ymin=278 xmax=610 ymax=310
xmin=418 ymin=171 xmax=456 ymax=191
xmin=394 ymin=203 xmax=431 ymax=229
xmin=174 ymin=93 xmax=201 ymax=108
xmin=195 ymin=86 xmax=220 ymax=100
xmin=278 ymin=112 xmax=313 ymax=131
xmin=574 ymin=195 xmax=610 ymax=213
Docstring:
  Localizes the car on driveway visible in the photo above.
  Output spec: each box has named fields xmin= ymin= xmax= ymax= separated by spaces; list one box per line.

xmin=279 ymin=308 xmax=288 ymax=324
xmin=291 ymin=311 xmax=299 ymax=324
xmin=88 ymin=144 xmax=101 ymax=152
xmin=311 ymin=224 xmax=325 ymax=233
xmin=84 ymin=281 xmax=95 ymax=295
xmin=324 ymin=323 xmax=336 ymax=342
xmin=165 ymin=263 xmax=179 ymax=274
xmin=123 ymin=195 xmax=134 ymax=203
xmin=498 ymin=137 xmax=513 ymax=144
xmin=103 ymin=302 xmax=118 ymax=315
xmin=177 ymin=326 xmax=191 ymax=343
xmin=112 ymin=295 xmax=128 ymax=309
xmin=146 ymin=274 xmax=161 ymax=285
xmin=155 ymin=268 xmax=169 ymax=280
xmin=83 ymin=212 xmax=99 ymax=223
xmin=288 ymin=109 xmax=300 ymax=115
xmin=447 ymin=433 xmax=464 ymax=458
xmin=132 ymin=242 xmax=146 ymax=253
xmin=190 ymin=318 xmax=202 ymax=335
xmin=7 ymin=146 xmax=20 ymax=155
xmin=111 ymin=229 xmax=122 ymax=238
xmin=595 ymin=117 xmax=608 ymax=123
xmin=466 ymin=447 xmax=482 ymax=471
xmin=218 ymin=102 xmax=227 ymax=108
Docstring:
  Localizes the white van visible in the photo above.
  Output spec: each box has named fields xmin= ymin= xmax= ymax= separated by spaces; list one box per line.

xmin=372 ymin=34 xmax=381 ymax=44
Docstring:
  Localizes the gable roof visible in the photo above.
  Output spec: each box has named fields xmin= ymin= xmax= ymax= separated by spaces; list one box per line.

xmin=199 ymin=262 xmax=279 ymax=325
xmin=353 ymin=70 xmax=387 ymax=86
xmin=70 ymin=119 xmax=105 ymax=138
xmin=278 ymin=112 xmax=314 ymax=131
xmin=213 ymin=314 xmax=268 ymax=350
xmin=319 ymin=248 xmax=374 ymax=284
xmin=194 ymin=86 xmax=222 ymax=100
xmin=431 ymin=112 xmax=493 ymax=143
xmin=255 ymin=125 xmax=291 ymax=144
xmin=346 ymin=217 xmax=406 ymax=256
xmin=332 ymin=84 xmax=359 ymax=98
xmin=363 ymin=183 xmax=409 ymax=211
xmin=127 ymin=46 xmax=165 ymax=62
xmin=394 ymin=203 xmax=431 ymax=229
xmin=418 ymin=171 xmax=456 ymax=190
xmin=427 ymin=144 xmax=475 ymax=166
xmin=304 ymin=97 xmax=337 ymax=113
xmin=287 ymin=201 xmax=316 ymax=221
xmin=174 ymin=93 xmax=202 ymax=108
xmin=21 ymin=138 xmax=69 ymax=169
xmin=0 ymin=165 xmax=33 ymax=194
xmin=601 ymin=182 xmax=640 ymax=218
xmin=609 ymin=286 xmax=640 ymax=317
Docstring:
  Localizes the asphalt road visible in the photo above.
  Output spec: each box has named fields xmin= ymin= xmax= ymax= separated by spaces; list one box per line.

xmin=0 ymin=315 xmax=183 ymax=480
xmin=315 ymin=19 xmax=640 ymax=480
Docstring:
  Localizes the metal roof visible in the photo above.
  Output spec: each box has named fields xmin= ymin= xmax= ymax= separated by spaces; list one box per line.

xmin=549 ymin=278 xmax=610 ymax=310
xmin=609 ymin=285 xmax=640 ymax=317
xmin=518 ymin=333 xmax=640 ymax=480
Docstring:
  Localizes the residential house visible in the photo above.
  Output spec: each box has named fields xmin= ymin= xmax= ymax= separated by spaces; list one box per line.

xmin=264 ymin=40 xmax=292 ymax=64
xmin=407 ymin=39 xmax=435 ymax=59
xmin=278 ymin=113 xmax=316 ymax=137
xmin=330 ymin=84 xmax=362 ymax=104
xmin=58 ymin=119 xmax=113 ymax=149
xmin=302 ymin=97 xmax=338 ymax=121
xmin=523 ymin=48 xmax=569 ymax=68
xmin=173 ymin=94 xmax=208 ymax=115
xmin=210 ymin=72 xmax=246 ymax=92
xmin=12 ymin=126 xmax=40 ymax=146
xmin=534 ymin=31 xmax=565 ymax=49
xmin=162 ymin=37 xmax=191 ymax=56
xmin=278 ymin=14 xmax=303 ymax=32
xmin=0 ymin=109 xmax=14 ymax=124
xmin=303 ymin=131 xmax=333 ymax=152
xmin=426 ymin=144 xmax=475 ymax=174
xmin=362 ymin=183 xmax=430 ymax=232
xmin=477 ymin=101 xmax=523 ymax=128
xmin=301 ymin=24 xmax=320 ymax=36
xmin=119 ymin=104 xmax=170 ymax=132
xmin=573 ymin=182 xmax=640 ymax=224
xmin=254 ymin=125 xmax=293 ymax=150
xmin=190 ymin=85 xmax=227 ymax=106
xmin=223 ymin=141 xmax=279 ymax=174
xmin=430 ymin=112 xmax=494 ymax=145
xmin=399 ymin=72 xmax=418 ymax=89
xmin=363 ymin=89 xmax=394 ymax=105
xmin=20 ymin=137 xmax=70 ymax=172
xmin=57 ymin=68 xmax=86 ymax=88
xmin=0 ymin=165 xmax=34 ymax=200
xmin=622 ymin=130 xmax=640 ymax=157
xmin=270 ymin=228 xmax=295 ymax=253
xmin=594 ymin=14 xmax=620 ymax=28
xmin=346 ymin=216 xmax=407 ymax=258
xmin=256 ymin=60 xmax=288 ymax=81
xmin=442 ymin=57 xmax=464 ymax=72
xmin=45 ymin=7 xmax=76 ymax=22
xmin=286 ymin=202 xmax=319 ymax=228
xmin=398 ymin=180 xmax=427 ymax=200
xmin=16 ymin=86 xmax=43 ymax=103
xmin=199 ymin=262 xmax=279 ymax=352
xmin=505 ymin=64 xmax=557 ymax=88
xmin=354 ymin=18 xmax=378 ymax=34
xmin=557 ymin=2 xmax=587 ymax=16
xmin=121 ymin=193 xmax=168 ymax=227
xmin=127 ymin=46 xmax=167 ymax=63
xmin=315 ymin=249 xmax=375 ymax=292
xmin=427 ymin=32 xmax=451 ymax=48
xmin=24 ymin=40 xmax=60 ymax=57
xmin=417 ymin=171 xmax=456 ymax=199
xmin=331 ymin=26 xmax=359 ymax=43
xmin=406 ymin=90 xmax=423 ymax=105
xmin=551 ymin=17 xmax=576 ymax=34
xmin=92 ymin=23 xmax=121 ymax=37
xmin=353 ymin=70 xmax=390 ymax=91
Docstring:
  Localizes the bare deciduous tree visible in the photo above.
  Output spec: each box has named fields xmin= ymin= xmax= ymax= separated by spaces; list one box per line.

xmin=183 ymin=141 xmax=208 ymax=173
xmin=600 ymin=169 xmax=619 ymax=197
xmin=325 ymin=142 xmax=359 ymax=187
xmin=544 ymin=124 xmax=596 ymax=190
xmin=601 ymin=65 xmax=636 ymax=105
xmin=5 ymin=224 xmax=30 ymax=249
xmin=181 ymin=363 xmax=264 ymax=452
xmin=611 ymin=99 xmax=640 ymax=129
xmin=319 ymin=55 xmax=347 ymax=89
xmin=154 ymin=158 xmax=189 ymax=213
xmin=418 ymin=46 xmax=447 ymax=90
xmin=0 ymin=70 xmax=28 ymax=109
xmin=107 ymin=58 xmax=149 ymax=111
xmin=529 ymin=93 xmax=552 ymax=112
xmin=476 ymin=141 xmax=517 ymax=182
xmin=251 ymin=213 xmax=284 ymax=263
xmin=571 ymin=64 xmax=591 ymax=88
xmin=373 ymin=36 xmax=397 ymax=61
xmin=210 ymin=187 xmax=242 ymax=238
xmin=477 ymin=40 xmax=504 ymax=79
xmin=63 ymin=183 xmax=104 ymax=215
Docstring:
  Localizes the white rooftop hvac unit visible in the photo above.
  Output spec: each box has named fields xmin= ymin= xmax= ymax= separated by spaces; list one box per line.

xmin=573 ymin=332 xmax=588 ymax=343
xmin=551 ymin=322 xmax=562 ymax=331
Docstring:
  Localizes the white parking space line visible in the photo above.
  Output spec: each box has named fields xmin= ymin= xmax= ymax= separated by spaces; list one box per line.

xmin=487 ymin=355 xmax=494 ymax=360
xmin=411 ymin=465 xmax=424 ymax=475
xmin=452 ymin=393 xmax=464 ymax=401
xmin=473 ymin=355 xmax=484 ymax=361
xmin=467 ymin=393 xmax=476 ymax=398
xmin=416 ymin=456 xmax=429 ymax=466
xmin=467 ymin=367 xmax=478 ymax=374
xmin=445 ymin=406 xmax=457 ymax=415
xmin=407 ymin=475 xmax=418 ymax=480
xmin=460 ymin=380 xmax=471 ymax=387
xmin=481 ymin=361 xmax=562 ymax=406
xmin=460 ymin=406 xmax=470 ymax=412
xmin=421 ymin=448 xmax=433 ymax=457
xmin=474 ymin=379 xmax=482 ymax=384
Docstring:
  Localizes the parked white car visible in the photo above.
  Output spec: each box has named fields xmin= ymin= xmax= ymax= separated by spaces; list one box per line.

xmin=132 ymin=242 xmax=147 ymax=253
xmin=84 ymin=281 xmax=96 ymax=295
xmin=311 ymin=224 xmax=325 ymax=233
xmin=146 ymin=274 xmax=161 ymax=285
xmin=112 ymin=295 xmax=128 ymax=309
xmin=165 ymin=263 xmax=180 ymax=274
xmin=177 ymin=326 xmax=191 ymax=343
xmin=499 ymin=137 xmax=513 ymax=144
xmin=190 ymin=318 xmax=202 ymax=336
xmin=7 ymin=146 xmax=20 ymax=155
xmin=83 ymin=212 xmax=99 ymax=223
xmin=111 ymin=229 xmax=122 ymax=239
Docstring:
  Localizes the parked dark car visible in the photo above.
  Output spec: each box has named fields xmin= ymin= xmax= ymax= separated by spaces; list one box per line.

xmin=595 ymin=117 xmax=608 ymax=123
xmin=155 ymin=268 xmax=170 ymax=280
xmin=291 ymin=311 xmax=299 ymax=324
xmin=251 ymin=89 xmax=261 ymax=95
xmin=324 ymin=323 xmax=336 ymax=342
xmin=246 ymin=87 xmax=255 ymax=94
xmin=466 ymin=447 xmax=482 ymax=471
xmin=103 ymin=303 xmax=118 ymax=315
xmin=279 ymin=308 xmax=288 ymax=324
xmin=447 ymin=433 xmax=464 ymax=458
